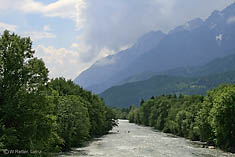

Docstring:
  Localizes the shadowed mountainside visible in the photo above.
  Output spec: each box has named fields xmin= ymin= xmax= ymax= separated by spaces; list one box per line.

xmin=74 ymin=3 xmax=235 ymax=94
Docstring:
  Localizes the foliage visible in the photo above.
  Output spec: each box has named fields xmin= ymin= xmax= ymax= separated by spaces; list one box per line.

xmin=55 ymin=95 xmax=90 ymax=151
xmin=100 ymin=70 xmax=235 ymax=108
xmin=0 ymin=31 xmax=117 ymax=155
xmin=209 ymin=85 xmax=235 ymax=149
xmin=127 ymin=85 xmax=235 ymax=152
xmin=0 ymin=30 xmax=57 ymax=154
xmin=112 ymin=108 xmax=129 ymax=119
xmin=48 ymin=78 xmax=118 ymax=149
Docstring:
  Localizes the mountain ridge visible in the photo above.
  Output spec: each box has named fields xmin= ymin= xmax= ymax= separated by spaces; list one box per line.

xmin=74 ymin=3 xmax=235 ymax=94
xmin=100 ymin=52 xmax=235 ymax=108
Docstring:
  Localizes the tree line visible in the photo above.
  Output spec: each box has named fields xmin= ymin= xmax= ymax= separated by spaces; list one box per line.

xmin=0 ymin=30 xmax=117 ymax=156
xmin=126 ymin=85 xmax=235 ymax=152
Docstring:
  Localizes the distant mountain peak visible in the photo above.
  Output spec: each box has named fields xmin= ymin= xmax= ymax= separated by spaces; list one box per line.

xmin=211 ymin=10 xmax=223 ymax=17
xmin=222 ymin=2 xmax=235 ymax=14
xmin=170 ymin=2 xmax=235 ymax=35
xmin=184 ymin=18 xmax=204 ymax=30
xmin=74 ymin=3 xmax=235 ymax=94
xmin=169 ymin=18 xmax=204 ymax=34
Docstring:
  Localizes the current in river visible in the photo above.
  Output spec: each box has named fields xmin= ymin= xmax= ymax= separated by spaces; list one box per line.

xmin=58 ymin=120 xmax=235 ymax=157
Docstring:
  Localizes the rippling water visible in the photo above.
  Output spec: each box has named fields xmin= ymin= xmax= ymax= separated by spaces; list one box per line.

xmin=58 ymin=120 xmax=235 ymax=157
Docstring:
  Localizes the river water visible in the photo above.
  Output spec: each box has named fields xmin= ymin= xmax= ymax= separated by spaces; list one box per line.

xmin=58 ymin=120 xmax=235 ymax=157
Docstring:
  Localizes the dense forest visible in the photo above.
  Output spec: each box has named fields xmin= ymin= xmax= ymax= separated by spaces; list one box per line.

xmin=0 ymin=31 xmax=117 ymax=156
xmin=126 ymin=84 xmax=235 ymax=152
xmin=101 ymin=70 xmax=235 ymax=108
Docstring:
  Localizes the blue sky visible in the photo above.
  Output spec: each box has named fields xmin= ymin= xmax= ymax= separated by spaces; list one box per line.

xmin=0 ymin=0 xmax=233 ymax=79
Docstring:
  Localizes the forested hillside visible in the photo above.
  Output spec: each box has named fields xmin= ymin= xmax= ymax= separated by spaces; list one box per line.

xmin=127 ymin=84 xmax=235 ymax=152
xmin=0 ymin=31 xmax=117 ymax=155
xmin=100 ymin=70 xmax=235 ymax=108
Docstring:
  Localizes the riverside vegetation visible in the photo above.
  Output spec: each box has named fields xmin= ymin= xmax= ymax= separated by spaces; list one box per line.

xmin=126 ymin=84 xmax=235 ymax=152
xmin=0 ymin=30 xmax=117 ymax=156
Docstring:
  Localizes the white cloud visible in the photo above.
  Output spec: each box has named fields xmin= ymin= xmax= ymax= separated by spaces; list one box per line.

xmin=0 ymin=0 xmax=23 ymax=10
xmin=0 ymin=22 xmax=17 ymax=32
xmin=98 ymin=47 xmax=116 ymax=58
xmin=227 ymin=16 xmax=235 ymax=24
xmin=73 ymin=0 xmax=234 ymax=63
xmin=21 ymin=0 xmax=78 ymax=19
xmin=23 ymin=31 xmax=56 ymax=41
xmin=35 ymin=0 xmax=234 ymax=78
xmin=71 ymin=43 xmax=79 ymax=49
xmin=34 ymin=43 xmax=119 ymax=79
xmin=1 ymin=0 xmax=234 ymax=78
xmin=35 ymin=45 xmax=82 ymax=79
xmin=0 ymin=0 xmax=86 ymax=28
xmin=43 ymin=25 xmax=51 ymax=31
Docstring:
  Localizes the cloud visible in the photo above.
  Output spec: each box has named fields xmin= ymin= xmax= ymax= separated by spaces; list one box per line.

xmin=35 ymin=45 xmax=83 ymax=79
xmin=2 ymin=1 xmax=233 ymax=58
xmin=0 ymin=0 xmax=23 ymax=10
xmin=43 ymin=25 xmax=51 ymax=31
xmin=227 ymin=16 xmax=235 ymax=24
xmin=1 ymin=0 xmax=234 ymax=79
xmin=23 ymin=31 xmax=56 ymax=41
xmin=34 ymin=42 xmax=119 ymax=79
xmin=0 ymin=0 xmax=86 ymax=26
xmin=0 ymin=22 xmax=17 ymax=32
xmin=35 ymin=44 xmax=115 ymax=79
xmin=21 ymin=0 xmax=80 ymax=19
xmin=71 ymin=43 xmax=79 ymax=49
xmin=74 ymin=0 xmax=234 ymax=63
xmin=34 ymin=0 xmax=234 ymax=78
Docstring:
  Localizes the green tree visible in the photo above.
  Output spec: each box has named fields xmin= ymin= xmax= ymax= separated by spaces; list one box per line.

xmin=48 ymin=77 xmax=118 ymax=140
xmin=56 ymin=96 xmax=90 ymax=151
xmin=197 ymin=90 xmax=216 ymax=144
xmin=175 ymin=110 xmax=191 ymax=137
xmin=139 ymin=99 xmax=154 ymax=126
xmin=149 ymin=96 xmax=171 ymax=130
xmin=128 ymin=105 xmax=140 ymax=124
xmin=0 ymin=30 xmax=58 ymax=153
xmin=209 ymin=85 xmax=235 ymax=150
xmin=0 ymin=31 xmax=117 ymax=154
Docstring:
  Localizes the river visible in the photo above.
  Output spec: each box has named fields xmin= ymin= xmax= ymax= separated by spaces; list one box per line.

xmin=58 ymin=120 xmax=235 ymax=157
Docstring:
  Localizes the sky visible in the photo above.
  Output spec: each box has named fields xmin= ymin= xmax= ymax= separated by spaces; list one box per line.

xmin=0 ymin=0 xmax=234 ymax=79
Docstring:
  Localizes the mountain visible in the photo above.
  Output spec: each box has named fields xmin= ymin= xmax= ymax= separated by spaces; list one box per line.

xmin=100 ymin=53 xmax=235 ymax=107
xmin=120 ymin=50 xmax=235 ymax=83
xmin=169 ymin=18 xmax=204 ymax=34
xmin=74 ymin=3 xmax=235 ymax=93
xmin=74 ymin=31 xmax=166 ymax=93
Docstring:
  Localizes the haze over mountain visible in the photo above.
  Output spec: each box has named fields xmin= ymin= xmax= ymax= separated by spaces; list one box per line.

xmin=74 ymin=3 xmax=235 ymax=94
xmin=74 ymin=31 xmax=166 ymax=92
xmin=100 ymin=52 xmax=235 ymax=107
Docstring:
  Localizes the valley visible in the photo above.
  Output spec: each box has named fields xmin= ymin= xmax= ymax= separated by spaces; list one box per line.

xmin=58 ymin=120 xmax=235 ymax=157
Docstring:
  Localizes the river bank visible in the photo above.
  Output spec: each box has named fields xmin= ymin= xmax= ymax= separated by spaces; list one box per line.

xmin=58 ymin=120 xmax=235 ymax=157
